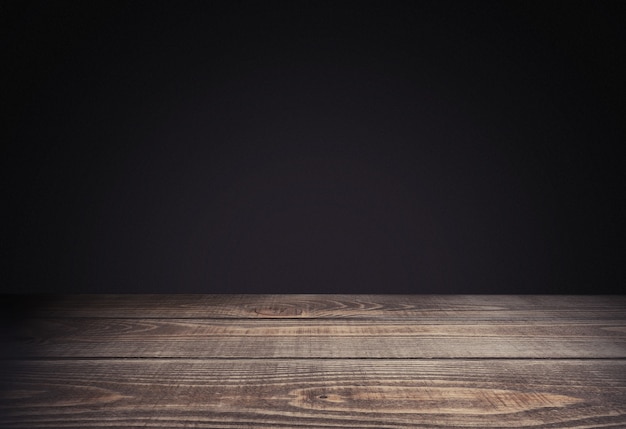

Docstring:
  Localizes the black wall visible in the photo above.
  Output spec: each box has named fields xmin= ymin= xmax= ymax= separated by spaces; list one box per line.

xmin=4 ymin=1 xmax=625 ymax=293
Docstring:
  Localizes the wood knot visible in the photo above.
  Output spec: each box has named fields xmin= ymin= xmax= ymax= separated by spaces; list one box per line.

xmin=289 ymin=385 xmax=582 ymax=414
xmin=253 ymin=306 xmax=303 ymax=317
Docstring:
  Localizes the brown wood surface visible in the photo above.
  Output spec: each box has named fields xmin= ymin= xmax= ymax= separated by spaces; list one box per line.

xmin=1 ymin=295 xmax=625 ymax=428
xmin=14 ymin=294 xmax=626 ymax=319
xmin=4 ymin=318 xmax=626 ymax=359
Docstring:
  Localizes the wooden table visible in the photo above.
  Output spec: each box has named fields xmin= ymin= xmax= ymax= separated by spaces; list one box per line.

xmin=1 ymin=294 xmax=625 ymax=428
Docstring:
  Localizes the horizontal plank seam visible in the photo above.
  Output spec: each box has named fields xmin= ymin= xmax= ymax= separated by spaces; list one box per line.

xmin=3 ymin=356 xmax=626 ymax=361
xmin=8 ymin=312 xmax=626 ymax=322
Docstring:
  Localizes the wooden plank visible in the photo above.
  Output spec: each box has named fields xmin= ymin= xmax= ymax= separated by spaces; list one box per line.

xmin=10 ymin=317 xmax=626 ymax=337
xmin=1 ymin=359 xmax=625 ymax=428
xmin=3 ymin=318 xmax=626 ymax=358
xmin=2 ymin=295 xmax=625 ymax=427
xmin=5 ymin=294 xmax=626 ymax=319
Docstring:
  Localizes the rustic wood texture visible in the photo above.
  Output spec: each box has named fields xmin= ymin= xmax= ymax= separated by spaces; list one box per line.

xmin=4 ymin=318 xmax=626 ymax=358
xmin=2 ymin=359 xmax=626 ymax=428
xmin=12 ymin=294 xmax=626 ymax=319
xmin=1 ymin=295 xmax=625 ymax=428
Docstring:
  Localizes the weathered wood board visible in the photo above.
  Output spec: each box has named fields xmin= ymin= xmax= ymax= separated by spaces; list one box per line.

xmin=7 ymin=294 xmax=626 ymax=319
xmin=2 ymin=359 xmax=626 ymax=428
xmin=1 ymin=295 xmax=625 ymax=428
xmin=3 ymin=317 xmax=626 ymax=358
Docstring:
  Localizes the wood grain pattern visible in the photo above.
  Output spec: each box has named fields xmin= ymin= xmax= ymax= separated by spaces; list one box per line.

xmin=3 ymin=318 xmax=626 ymax=358
xmin=1 ymin=359 xmax=625 ymax=428
xmin=10 ymin=294 xmax=626 ymax=319
xmin=1 ymin=295 xmax=625 ymax=428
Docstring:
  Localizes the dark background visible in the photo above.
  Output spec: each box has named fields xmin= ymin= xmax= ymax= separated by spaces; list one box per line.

xmin=3 ymin=1 xmax=624 ymax=294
